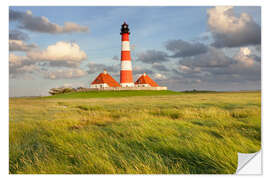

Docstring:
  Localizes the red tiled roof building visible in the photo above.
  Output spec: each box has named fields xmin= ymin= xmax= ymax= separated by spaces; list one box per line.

xmin=135 ymin=73 xmax=159 ymax=87
xmin=90 ymin=70 xmax=121 ymax=88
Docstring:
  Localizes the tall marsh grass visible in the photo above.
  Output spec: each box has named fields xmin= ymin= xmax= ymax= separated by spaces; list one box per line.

xmin=9 ymin=91 xmax=261 ymax=174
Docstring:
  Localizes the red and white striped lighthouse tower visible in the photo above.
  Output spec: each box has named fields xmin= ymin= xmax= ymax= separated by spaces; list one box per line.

xmin=120 ymin=22 xmax=134 ymax=87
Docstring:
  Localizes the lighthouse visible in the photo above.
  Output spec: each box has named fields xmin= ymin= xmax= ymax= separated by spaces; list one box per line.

xmin=88 ymin=22 xmax=167 ymax=91
xmin=120 ymin=22 xmax=134 ymax=87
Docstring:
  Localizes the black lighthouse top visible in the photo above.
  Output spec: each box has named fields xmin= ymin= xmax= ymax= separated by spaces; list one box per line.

xmin=120 ymin=22 xmax=130 ymax=35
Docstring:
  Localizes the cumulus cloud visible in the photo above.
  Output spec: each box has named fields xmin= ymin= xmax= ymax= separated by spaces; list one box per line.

xmin=234 ymin=47 xmax=255 ymax=67
xmin=9 ymin=29 xmax=29 ymax=40
xmin=9 ymin=40 xmax=37 ymax=51
xmin=165 ymin=39 xmax=208 ymax=57
xmin=44 ymin=68 xmax=87 ymax=80
xmin=9 ymin=53 xmax=27 ymax=67
xmin=136 ymin=50 xmax=169 ymax=64
xmin=9 ymin=53 xmax=39 ymax=78
xmin=9 ymin=41 xmax=87 ymax=78
xmin=10 ymin=9 xmax=89 ymax=34
xmin=27 ymin=41 xmax=87 ymax=67
xmin=207 ymin=6 xmax=261 ymax=48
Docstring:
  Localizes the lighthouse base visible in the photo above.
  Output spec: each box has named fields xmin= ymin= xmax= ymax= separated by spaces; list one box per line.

xmin=120 ymin=82 xmax=135 ymax=88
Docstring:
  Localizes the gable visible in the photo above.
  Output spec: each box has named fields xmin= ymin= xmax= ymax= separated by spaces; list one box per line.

xmin=91 ymin=73 xmax=120 ymax=87
xmin=135 ymin=74 xmax=159 ymax=87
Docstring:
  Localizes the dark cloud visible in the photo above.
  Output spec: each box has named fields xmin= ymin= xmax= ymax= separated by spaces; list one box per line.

xmin=152 ymin=63 xmax=169 ymax=71
xmin=9 ymin=30 xmax=29 ymax=40
xmin=211 ymin=32 xmax=261 ymax=48
xmin=251 ymin=55 xmax=261 ymax=62
xmin=165 ymin=39 xmax=208 ymax=57
xmin=179 ymin=47 xmax=234 ymax=68
xmin=207 ymin=6 xmax=261 ymax=48
xmin=112 ymin=55 xmax=119 ymax=61
xmin=87 ymin=62 xmax=119 ymax=74
xmin=9 ymin=64 xmax=39 ymax=79
xmin=9 ymin=54 xmax=39 ymax=78
xmin=133 ymin=66 xmax=153 ymax=75
xmin=9 ymin=9 xmax=89 ymax=34
xmin=255 ymin=45 xmax=261 ymax=53
xmin=9 ymin=40 xmax=37 ymax=52
xmin=136 ymin=50 xmax=169 ymax=64
xmin=174 ymin=46 xmax=261 ymax=86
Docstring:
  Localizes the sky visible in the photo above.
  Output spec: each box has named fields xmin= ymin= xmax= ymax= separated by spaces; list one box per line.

xmin=9 ymin=6 xmax=261 ymax=97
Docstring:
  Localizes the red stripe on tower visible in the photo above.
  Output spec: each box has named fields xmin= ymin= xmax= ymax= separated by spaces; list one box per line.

xmin=120 ymin=22 xmax=134 ymax=87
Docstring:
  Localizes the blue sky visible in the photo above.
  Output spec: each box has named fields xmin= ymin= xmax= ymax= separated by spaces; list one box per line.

xmin=9 ymin=6 xmax=261 ymax=96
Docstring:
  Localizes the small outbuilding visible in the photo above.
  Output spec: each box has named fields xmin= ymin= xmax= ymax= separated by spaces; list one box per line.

xmin=135 ymin=73 xmax=159 ymax=87
xmin=90 ymin=70 xmax=120 ymax=88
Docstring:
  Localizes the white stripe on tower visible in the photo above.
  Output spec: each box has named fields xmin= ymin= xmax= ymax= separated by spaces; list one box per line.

xmin=121 ymin=61 xmax=132 ymax=70
xmin=121 ymin=41 xmax=130 ymax=51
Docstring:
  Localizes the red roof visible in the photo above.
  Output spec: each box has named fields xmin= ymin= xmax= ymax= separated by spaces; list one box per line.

xmin=135 ymin=74 xmax=159 ymax=87
xmin=91 ymin=72 xmax=120 ymax=87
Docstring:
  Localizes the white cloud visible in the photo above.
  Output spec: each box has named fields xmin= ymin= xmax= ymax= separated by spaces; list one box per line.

xmin=234 ymin=47 xmax=255 ymax=67
xmin=179 ymin=65 xmax=190 ymax=71
xmin=27 ymin=41 xmax=87 ymax=67
xmin=207 ymin=6 xmax=261 ymax=47
xmin=9 ymin=53 xmax=23 ymax=67
xmin=9 ymin=41 xmax=87 ymax=78
xmin=9 ymin=53 xmax=31 ymax=67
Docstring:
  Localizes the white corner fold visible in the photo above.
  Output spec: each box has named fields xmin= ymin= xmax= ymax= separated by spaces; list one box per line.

xmin=236 ymin=150 xmax=262 ymax=174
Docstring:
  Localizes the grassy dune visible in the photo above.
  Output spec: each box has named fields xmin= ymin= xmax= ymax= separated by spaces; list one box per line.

xmin=45 ymin=90 xmax=180 ymax=99
xmin=9 ymin=91 xmax=261 ymax=174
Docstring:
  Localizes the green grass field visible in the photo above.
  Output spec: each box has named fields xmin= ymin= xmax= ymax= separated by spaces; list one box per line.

xmin=9 ymin=91 xmax=261 ymax=174
xmin=45 ymin=90 xmax=181 ymax=99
